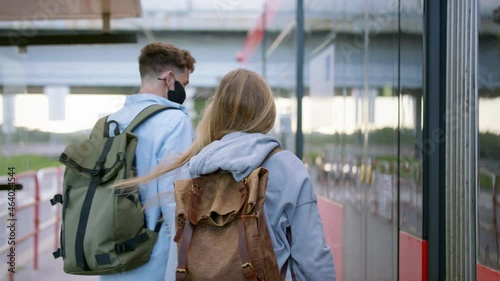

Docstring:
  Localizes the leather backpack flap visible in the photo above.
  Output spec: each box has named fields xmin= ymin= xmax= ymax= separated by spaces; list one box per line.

xmin=243 ymin=167 xmax=282 ymax=281
xmin=173 ymin=178 xmax=194 ymax=226
xmin=175 ymin=173 xmax=243 ymax=226
xmin=196 ymin=173 xmax=244 ymax=226
xmin=244 ymin=167 xmax=268 ymax=214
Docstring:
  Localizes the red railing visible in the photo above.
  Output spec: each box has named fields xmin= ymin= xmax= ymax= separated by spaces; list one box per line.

xmin=493 ymin=175 xmax=500 ymax=266
xmin=0 ymin=166 xmax=64 ymax=281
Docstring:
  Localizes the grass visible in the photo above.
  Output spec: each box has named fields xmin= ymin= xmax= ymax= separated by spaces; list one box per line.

xmin=479 ymin=173 xmax=496 ymax=191
xmin=0 ymin=155 xmax=62 ymax=176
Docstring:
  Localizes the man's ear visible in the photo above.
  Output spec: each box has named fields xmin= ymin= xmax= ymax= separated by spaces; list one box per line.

xmin=166 ymin=70 xmax=176 ymax=90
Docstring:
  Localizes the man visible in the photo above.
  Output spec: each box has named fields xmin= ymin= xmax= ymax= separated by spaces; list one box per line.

xmin=100 ymin=43 xmax=196 ymax=281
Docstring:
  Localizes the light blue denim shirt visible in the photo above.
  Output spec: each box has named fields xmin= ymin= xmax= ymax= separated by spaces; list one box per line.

xmin=100 ymin=93 xmax=194 ymax=281
xmin=165 ymin=132 xmax=336 ymax=281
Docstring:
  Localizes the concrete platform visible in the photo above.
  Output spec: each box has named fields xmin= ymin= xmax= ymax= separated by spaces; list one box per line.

xmin=2 ymin=248 xmax=99 ymax=281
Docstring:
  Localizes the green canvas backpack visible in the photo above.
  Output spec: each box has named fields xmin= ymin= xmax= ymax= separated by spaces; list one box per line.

xmin=50 ymin=104 xmax=174 ymax=275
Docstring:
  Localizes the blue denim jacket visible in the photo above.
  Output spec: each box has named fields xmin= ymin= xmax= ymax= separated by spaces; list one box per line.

xmin=100 ymin=93 xmax=194 ymax=281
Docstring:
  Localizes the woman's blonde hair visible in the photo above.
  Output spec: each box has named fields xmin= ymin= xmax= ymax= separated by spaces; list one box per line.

xmin=115 ymin=68 xmax=276 ymax=188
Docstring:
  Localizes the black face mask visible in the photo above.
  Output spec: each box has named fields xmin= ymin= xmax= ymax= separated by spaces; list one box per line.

xmin=167 ymin=80 xmax=186 ymax=105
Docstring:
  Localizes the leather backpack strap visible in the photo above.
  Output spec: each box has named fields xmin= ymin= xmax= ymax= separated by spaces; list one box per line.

xmin=238 ymin=181 xmax=261 ymax=281
xmin=261 ymin=146 xmax=282 ymax=166
xmin=176 ymin=178 xmax=203 ymax=281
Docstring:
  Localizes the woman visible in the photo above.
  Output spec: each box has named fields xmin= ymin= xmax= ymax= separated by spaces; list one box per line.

xmin=123 ymin=68 xmax=336 ymax=280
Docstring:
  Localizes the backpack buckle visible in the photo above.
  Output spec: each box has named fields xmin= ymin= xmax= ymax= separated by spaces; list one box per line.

xmin=191 ymin=184 xmax=202 ymax=191
xmin=241 ymin=262 xmax=255 ymax=271
xmin=241 ymin=263 xmax=258 ymax=279
xmin=115 ymin=243 xmax=127 ymax=255
xmin=50 ymin=194 xmax=63 ymax=206
xmin=92 ymin=161 xmax=104 ymax=176
xmin=176 ymin=268 xmax=187 ymax=280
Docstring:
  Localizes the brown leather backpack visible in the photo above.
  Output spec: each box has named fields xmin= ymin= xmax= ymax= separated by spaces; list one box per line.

xmin=173 ymin=166 xmax=283 ymax=281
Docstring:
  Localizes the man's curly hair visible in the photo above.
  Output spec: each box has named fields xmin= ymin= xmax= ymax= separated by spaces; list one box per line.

xmin=138 ymin=43 xmax=196 ymax=79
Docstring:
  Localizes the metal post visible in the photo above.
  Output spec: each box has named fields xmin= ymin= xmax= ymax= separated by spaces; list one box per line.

xmin=261 ymin=2 xmax=267 ymax=79
xmin=362 ymin=2 xmax=370 ymax=280
xmin=362 ymin=0 xmax=370 ymax=165
xmin=33 ymin=173 xmax=40 ymax=270
xmin=295 ymin=0 xmax=304 ymax=160
xmin=102 ymin=0 xmax=111 ymax=33
xmin=423 ymin=0 xmax=447 ymax=280
xmin=445 ymin=0 xmax=478 ymax=280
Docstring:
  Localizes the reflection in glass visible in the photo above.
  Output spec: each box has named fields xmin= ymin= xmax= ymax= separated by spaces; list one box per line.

xmin=299 ymin=1 xmax=403 ymax=280
xmin=477 ymin=0 xmax=500 ymax=270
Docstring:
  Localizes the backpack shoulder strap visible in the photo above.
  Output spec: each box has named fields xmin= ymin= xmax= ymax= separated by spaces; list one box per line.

xmin=261 ymin=146 xmax=283 ymax=166
xmin=262 ymin=146 xmax=296 ymax=280
xmin=280 ymin=227 xmax=297 ymax=280
xmin=123 ymin=105 xmax=176 ymax=133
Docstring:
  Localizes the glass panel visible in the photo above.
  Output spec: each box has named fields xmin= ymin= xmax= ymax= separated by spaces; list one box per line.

xmin=399 ymin=0 xmax=424 ymax=238
xmin=363 ymin=2 xmax=399 ymax=280
xmin=263 ymin=0 xmax=297 ymax=150
xmin=299 ymin=1 xmax=402 ymax=280
xmin=477 ymin=0 xmax=500 ymax=272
